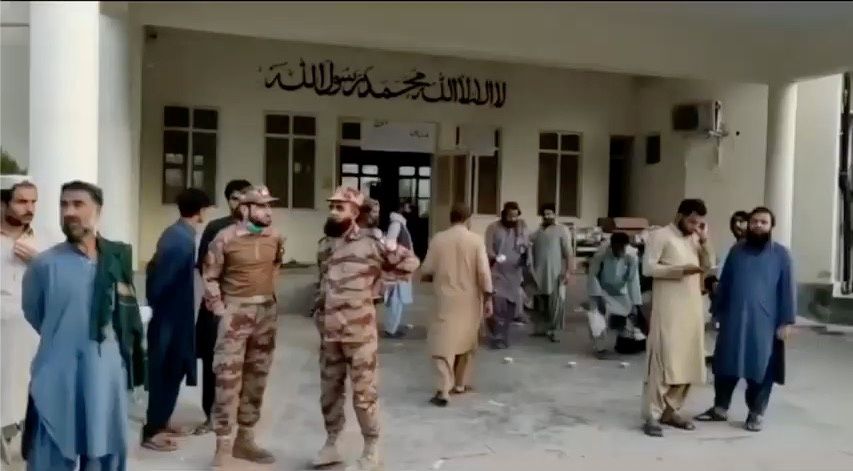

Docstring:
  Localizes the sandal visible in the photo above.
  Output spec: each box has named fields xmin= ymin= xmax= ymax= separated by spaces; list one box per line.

xmin=141 ymin=433 xmax=178 ymax=452
xmin=450 ymin=385 xmax=474 ymax=395
xmin=695 ymin=407 xmax=728 ymax=422
xmin=193 ymin=421 xmax=213 ymax=436
xmin=745 ymin=413 xmax=763 ymax=432
xmin=163 ymin=424 xmax=194 ymax=437
xmin=660 ymin=414 xmax=696 ymax=431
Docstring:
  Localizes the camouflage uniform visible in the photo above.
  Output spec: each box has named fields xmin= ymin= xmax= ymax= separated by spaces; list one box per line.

xmin=202 ymin=186 xmax=285 ymax=466
xmin=313 ymin=187 xmax=420 ymax=470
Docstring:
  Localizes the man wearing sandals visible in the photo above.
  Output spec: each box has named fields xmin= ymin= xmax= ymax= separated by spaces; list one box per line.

xmin=696 ymin=207 xmax=795 ymax=432
xmin=202 ymin=186 xmax=285 ymax=467
xmin=312 ymin=186 xmax=419 ymax=471
xmin=641 ymin=199 xmax=714 ymax=437
xmin=142 ymin=188 xmax=211 ymax=451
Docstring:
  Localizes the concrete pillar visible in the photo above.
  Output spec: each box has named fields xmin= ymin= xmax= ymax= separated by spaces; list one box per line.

xmin=764 ymin=82 xmax=798 ymax=247
xmin=28 ymin=2 xmax=100 ymax=246
xmin=98 ymin=3 xmax=138 ymax=256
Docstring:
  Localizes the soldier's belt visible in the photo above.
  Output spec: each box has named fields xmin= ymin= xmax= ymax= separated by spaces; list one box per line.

xmin=224 ymin=295 xmax=275 ymax=305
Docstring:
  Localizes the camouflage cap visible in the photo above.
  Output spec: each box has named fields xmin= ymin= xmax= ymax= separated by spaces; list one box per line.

xmin=237 ymin=185 xmax=278 ymax=205
xmin=327 ymin=186 xmax=364 ymax=207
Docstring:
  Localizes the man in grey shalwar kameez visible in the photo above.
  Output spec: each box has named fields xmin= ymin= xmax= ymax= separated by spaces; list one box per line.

xmin=529 ymin=203 xmax=572 ymax=343
xmin=484 ymin=202 xmax=530 ymax=349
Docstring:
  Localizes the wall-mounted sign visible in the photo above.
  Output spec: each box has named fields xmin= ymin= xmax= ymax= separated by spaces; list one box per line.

xmin=361 ymin=120 xmax=437 ymax=154
xmin=260 ymin=59 xmax=507 ymax=108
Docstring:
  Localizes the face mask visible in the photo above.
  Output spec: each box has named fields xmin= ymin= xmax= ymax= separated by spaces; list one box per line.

xmin=247 ymin=222 xmax=264 ymax=234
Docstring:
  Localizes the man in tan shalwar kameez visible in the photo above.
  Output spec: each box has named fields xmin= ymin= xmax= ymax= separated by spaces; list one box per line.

xmin=420 ymin=204 xmax=493 ymax=407
xmin=642 ymin=199 xmax=714 ymax=437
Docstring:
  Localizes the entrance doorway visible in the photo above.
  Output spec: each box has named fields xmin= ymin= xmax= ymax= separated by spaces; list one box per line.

xmin=608 ymin=136 xmax=634 ymax=217
xmin=338 ymin=145 xmax=432 ymax=260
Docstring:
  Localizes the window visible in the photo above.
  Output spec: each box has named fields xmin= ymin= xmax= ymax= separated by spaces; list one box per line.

xmin=645 ymin=134 xmax=661 ymax=165
xmin=162 ymin=106 xmax=218 ymax=203
xmin=264 ymin=113 xmax=317 ymax=208
xmin=537 ymin=131 xmax=582 ymax=217
xmin=456 ymin=127 xmax=501 ymax=215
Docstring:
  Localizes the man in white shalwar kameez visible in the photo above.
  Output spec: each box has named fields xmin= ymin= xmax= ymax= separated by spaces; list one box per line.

xmin=0 ymin=177 xmax=40 ymax=465
xmin=641 ymin=199 xmax=714 ymax=437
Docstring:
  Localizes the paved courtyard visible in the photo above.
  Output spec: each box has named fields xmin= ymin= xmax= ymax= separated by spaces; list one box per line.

xmin=123 ymin=285 xmax=853 ymax=471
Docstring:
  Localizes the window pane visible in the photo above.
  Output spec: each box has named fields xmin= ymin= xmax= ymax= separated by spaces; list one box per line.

xmin=292 ymin=138 xmax=315 ymax=208
xmin=341 ymin=176 xmax=359 ymax=189
xmin=341 ymin=122 xmax=361 ymax=140
xmin=559 ymin=154 xmax=580 ymax=217
xmin=193 ymin=109 xmax=218 ymax=130
xmin=265 ymin=137 xmax=290 ymax=207
xmin=266 ymin=114 xmax=290 ymax=134
xmin=418 ymin=179 xmax=431 ymax=198
xmin=417 ymin=199 xmax=429 ymax=217
xmin=163 ymin=130 xmax=189 ymax=158
xmin=164 ymin=106 xmax=189 ymax=127
xmin=561 ymin=134 xmax=580 ymax=152
xmin=360 ymin=176 xmax=379 ymax=194
xmin=163 ymin=168 xmax=185 ymax=204
xmin=162 ymin=130 xmax=188 ymax=204
xmin=191 ymin=132 xmax=217 ymax=197
xmin=342 ymin=164 xmax=359 ymax=174
xmin=399 ymin=178 xmax=415 ymax=199
xmin=418 ymin=166 xmax=431 ymax=177
xmin=362 ymin=165 xmax=378 ymax=175
xmin=293 ymin=116 xmax=316 ymax=136
xmin=538 ymin=153 xmax=558 ymax=211
xmin=399 ymin=166 xmax=416 ymax=176
xmin=539 ymin=132 xmax=558 ymax=150
xmin=476 ymin=156 xmax=498 ymax=215
xmin=646 ymin=135 xmax=661 ymax=164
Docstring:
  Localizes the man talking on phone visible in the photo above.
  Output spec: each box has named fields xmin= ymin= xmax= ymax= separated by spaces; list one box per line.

xmin=640 ymin=199 xmax=715 ymax=437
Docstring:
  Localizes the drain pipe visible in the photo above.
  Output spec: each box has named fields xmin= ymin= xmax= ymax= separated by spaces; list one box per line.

xmin=840 ymin=72 xmax=851 ymax=295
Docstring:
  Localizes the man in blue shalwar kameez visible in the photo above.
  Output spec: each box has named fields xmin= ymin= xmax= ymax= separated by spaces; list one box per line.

xmin=21 ymin=180 xmax=145 ymax=470
xmin=696 ymin=207 xmax=796 ymax=432
xmin=142 ymin=188 xmax=211 ymax=451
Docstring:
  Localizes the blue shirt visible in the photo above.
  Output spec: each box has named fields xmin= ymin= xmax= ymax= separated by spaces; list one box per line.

xmin=23 ymin=243 xmax=128 ymax=459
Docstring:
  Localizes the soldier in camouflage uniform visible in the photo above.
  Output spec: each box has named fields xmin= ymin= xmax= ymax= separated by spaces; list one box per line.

xmin=312 ymin=187 xmax=420 ymax=471
xmin=202 ymin=186 xmax=286 ymax=467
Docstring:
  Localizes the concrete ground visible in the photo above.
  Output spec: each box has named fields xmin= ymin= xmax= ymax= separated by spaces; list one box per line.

xmin=122 ymin=282 xmax=853 ymax=471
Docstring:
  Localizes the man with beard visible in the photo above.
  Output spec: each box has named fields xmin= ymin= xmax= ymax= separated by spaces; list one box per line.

xmin=357 ymin=199 xmax=386 ymax=309
xmin=312 ymin=187 xmax=419 ymax=471
xmin=1 ymin=177 xmax=39 ymax=465
xmin=421 ymin=204 xmax=493 ymax=407
xmin=529 ymin=203 xmax=572 ymax=343
xmin=484 ymin=201 xmax=530 ymax=349
xmin=21 ymin=180 xmax=145 ymax=470
xmin=203 ymin=185 xmax=285 ymax=467
xmin=142 ymin=188 xmax=211 ymax=451
xmin=193 ymin=179 xmax=252 ymax=435
xmin=642 ymin=199 xmax=714 ymax=437
xmin=705 ymin=210 xmax=749 ymax=297
xmin=695 ymin=207 xmax=795 ymax=432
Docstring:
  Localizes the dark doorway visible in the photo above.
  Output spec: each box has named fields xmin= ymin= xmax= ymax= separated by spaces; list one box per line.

xmin=608 ymin=136 xmax=634 ymax=217
xmin=339 ymin=145 xmax=432 ymax=260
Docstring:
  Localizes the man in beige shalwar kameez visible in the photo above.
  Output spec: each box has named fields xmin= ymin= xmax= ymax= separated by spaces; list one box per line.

xmin=420 ymin=204 xmax=493 ymax=407
xmin=642 ymin=199 xmax=714 ymax=437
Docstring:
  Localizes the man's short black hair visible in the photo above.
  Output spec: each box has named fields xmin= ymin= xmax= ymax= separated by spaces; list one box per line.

xmin=610 ymin=232 xmax=630 ymax=246
xmin=450 ymin=203 xmax=471 ymax=224
xmin=749 ymin=206 xmax=776 ymax=227
xmin=61 ymin=180 xmax=104 ymax=207
xmin=677 ymin=198 xmax=707 ymax=217
xmin=1 ymin=181 xmax=36 ymax=205
xmin=224 ymin=179 xmax=252 ymax=200
xmin=177 ymin=188 xmax=211 ymax=217
xmin=539 ymin=203 xmax=556 ymax=216
xmin=501 ymin=201 xmax=521 ymax=218
xmin=730 ymin=210 xmax=749 ymax=225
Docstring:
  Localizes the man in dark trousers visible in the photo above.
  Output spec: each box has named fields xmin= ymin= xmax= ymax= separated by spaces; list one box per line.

xmin=143 ymin=188 xmax=212 ymax=450
xmin=193 ymin=179 xmax=252 ymax=435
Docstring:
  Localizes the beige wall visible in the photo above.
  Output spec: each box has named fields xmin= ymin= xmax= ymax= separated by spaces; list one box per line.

xmin=138 ymin=28 xmax=635 ymax=264
xmin=629 ymin=77 xmax=770 ymax=255
xmin=793 ymin=75 xmax=842 ymax=284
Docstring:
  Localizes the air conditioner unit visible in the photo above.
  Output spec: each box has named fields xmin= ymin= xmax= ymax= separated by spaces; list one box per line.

xmin=672 ymin=100 xmax=721 ymax=133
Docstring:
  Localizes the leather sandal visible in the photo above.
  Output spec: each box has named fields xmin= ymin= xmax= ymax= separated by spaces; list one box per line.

xmin=695 ymin=407 xmax=728 ymax=422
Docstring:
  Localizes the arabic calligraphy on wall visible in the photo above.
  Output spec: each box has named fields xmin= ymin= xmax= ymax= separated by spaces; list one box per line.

xmin=260 ymin=59 xmax=507 ymax=108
